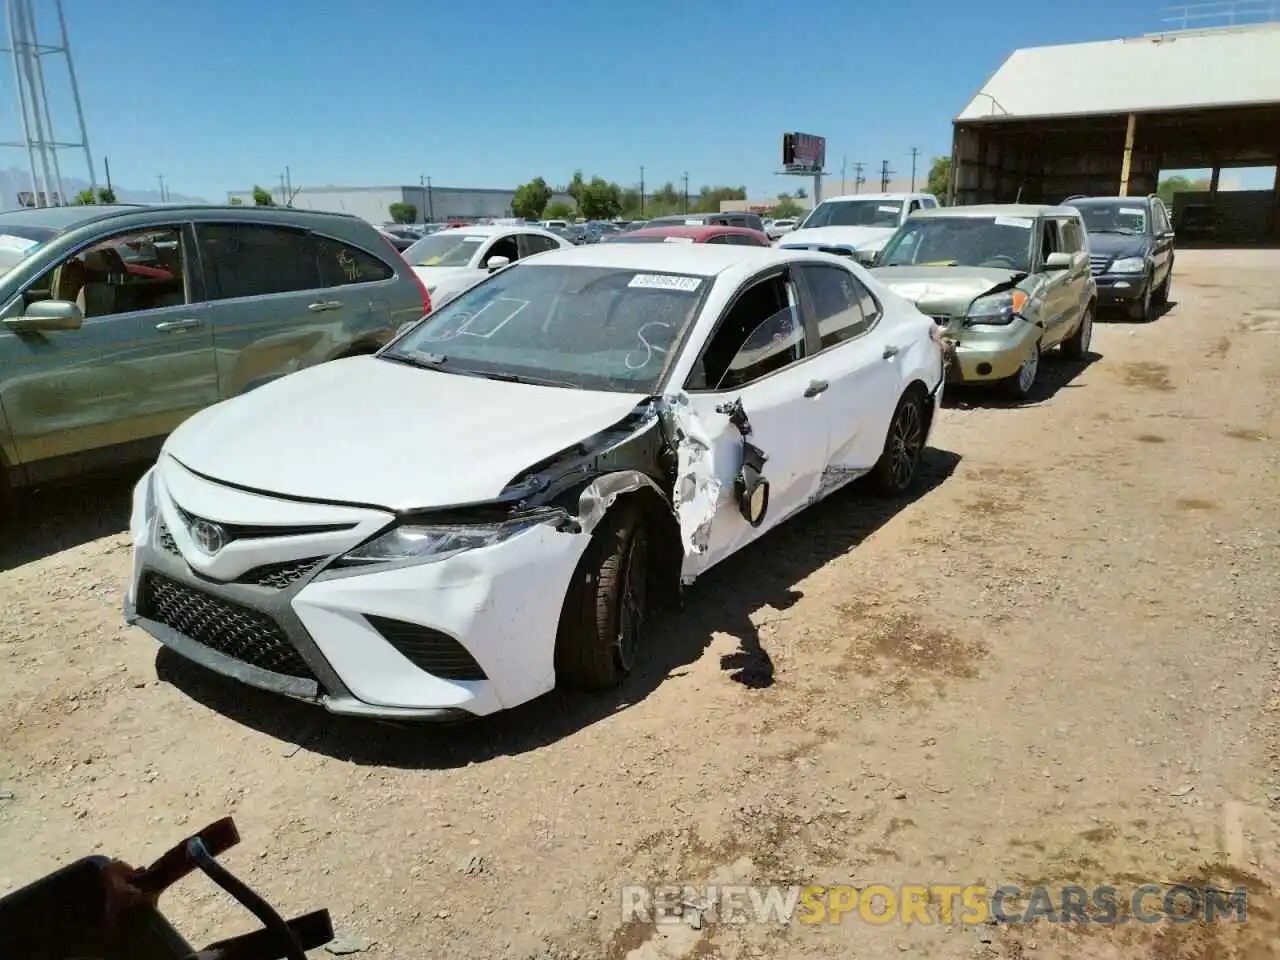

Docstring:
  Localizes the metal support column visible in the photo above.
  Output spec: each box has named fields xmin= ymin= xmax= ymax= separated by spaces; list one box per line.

xmin=1118 ymin=113 xmax=1137 ymax=197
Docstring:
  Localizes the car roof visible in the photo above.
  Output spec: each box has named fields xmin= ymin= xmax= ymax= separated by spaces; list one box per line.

xmin=622 ymin=225 xmax=764 ymax=241
xmin=435 ymin=224 xmax=561 ymax=238
xmin=1065 ymin=195 xmax=1153 ymax=205
xmin=815 ymin=192 xmax=927 ymax=203
xmin=911 ymin=203 xmax=1077 ymax=219
xmin=518 ymin=240 xmax=805 ymax=277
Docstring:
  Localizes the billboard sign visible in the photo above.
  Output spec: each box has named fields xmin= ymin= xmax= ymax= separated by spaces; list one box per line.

xmin=782 ymin=133 xmax=825 ymax=173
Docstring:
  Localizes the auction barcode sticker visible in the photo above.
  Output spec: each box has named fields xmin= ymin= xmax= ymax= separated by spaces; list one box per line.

xmin=1119 ymin=208 xmax=1144 ymax=216
xmin=994 ymin=216 xmax=1033 ymax=229
xmin=662 ymin=236 xmax=696 ymax=244
xmin=629 ymin=273 xmax=703 ymax=292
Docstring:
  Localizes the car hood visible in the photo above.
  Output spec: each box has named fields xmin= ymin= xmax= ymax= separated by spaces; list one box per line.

xmin=163 ymin=356 xmax=648 ymax=511
xmin=872 ymin=266 xmax=1024 ymax=315
xmin=1084 ymin=232 xmax=1149 ymax=260
xmin=777 ymin=225 xmax=897 ymax=251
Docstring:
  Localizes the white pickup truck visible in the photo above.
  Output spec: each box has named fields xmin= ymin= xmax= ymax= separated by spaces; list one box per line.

xmin=777 ymin=192 xmax=939 ymax=264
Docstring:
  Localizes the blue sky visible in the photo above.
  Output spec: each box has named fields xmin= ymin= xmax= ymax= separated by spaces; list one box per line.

xmin=10 ymin=0 xmax=1277 ymax=200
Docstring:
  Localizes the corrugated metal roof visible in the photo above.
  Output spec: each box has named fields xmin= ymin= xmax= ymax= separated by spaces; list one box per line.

xmin=956 ymin=23 xmax=1280 ymax=122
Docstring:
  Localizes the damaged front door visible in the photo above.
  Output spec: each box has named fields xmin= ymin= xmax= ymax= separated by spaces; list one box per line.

xmin=679 ymin=272 xmax=828 ymax=578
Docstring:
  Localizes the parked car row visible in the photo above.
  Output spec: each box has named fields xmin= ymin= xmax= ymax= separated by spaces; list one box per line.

xmin=0 ymin=188 xmax=1176 ymax=729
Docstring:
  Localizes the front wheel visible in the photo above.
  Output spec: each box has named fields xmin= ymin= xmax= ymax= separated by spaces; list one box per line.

xmin=1001 ymin=340 xmax=1041 ymax=402
xmin=1128 ymin=277 xmax=1155 ymax=322
xmin=1154 ymin=267 xmax=1172 ymax=305
xmin=555 ymin=502 xmax=650 ymax=691
xmin=869 ymin=389 xmax=927 ymax=498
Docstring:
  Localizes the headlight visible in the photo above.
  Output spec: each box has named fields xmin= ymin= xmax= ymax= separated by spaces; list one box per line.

xmin=338 ymin=519 xmax=536 ymax=567
xmin=1109 ymin=256 xmax=1146 ymax=274
xmin=966 ymin=289 xmax=1029 ymax=326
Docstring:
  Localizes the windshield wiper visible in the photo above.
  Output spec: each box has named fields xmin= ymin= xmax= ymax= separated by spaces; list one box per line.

xmin=473 ymin=370 xmax=582 ymax=389
xmin=381 ymin=351 xmax=449 ymax=370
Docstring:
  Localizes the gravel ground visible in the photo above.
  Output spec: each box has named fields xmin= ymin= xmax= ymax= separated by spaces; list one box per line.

xmin=2 ymin=248 xmax=1279 ymax=959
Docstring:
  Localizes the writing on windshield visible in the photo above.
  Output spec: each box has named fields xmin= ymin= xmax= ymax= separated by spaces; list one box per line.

xmin=388 ymin=264 xmax=710 ymax=392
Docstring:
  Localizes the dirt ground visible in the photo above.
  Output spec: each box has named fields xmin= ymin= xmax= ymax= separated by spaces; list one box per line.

xmin=2 ymin=248 xmax=1279 ymax=959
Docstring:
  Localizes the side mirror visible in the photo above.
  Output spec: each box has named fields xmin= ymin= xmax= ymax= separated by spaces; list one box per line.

xmin=3 ymin=299 xmax=84 ymax=332
xmin=485 ymin=255 xmax=510 ymax=272
xmin=1043 ymin=252 xmax=1072 ymax=271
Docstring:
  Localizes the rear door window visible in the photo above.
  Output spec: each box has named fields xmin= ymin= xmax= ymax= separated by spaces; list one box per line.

xmin=315 ymin=236 xmax=394 ymax=287
xmin=197 ymin=223 xmax=323 ymax=300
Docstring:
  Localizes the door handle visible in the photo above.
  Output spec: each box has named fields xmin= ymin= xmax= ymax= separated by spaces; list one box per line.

xmin=804 ymin=379 xmax=829 ymax=398
xmin=154 ymin=318 xmax=203 ymax=332
xmin=308 ymin=300 xmax=344 ymax=312
xmin=882 ymin=344 xmax=900 ymax=359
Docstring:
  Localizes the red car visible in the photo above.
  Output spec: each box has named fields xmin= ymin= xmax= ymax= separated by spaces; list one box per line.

xmin=606 ymin=224 xmax=771 ymax=247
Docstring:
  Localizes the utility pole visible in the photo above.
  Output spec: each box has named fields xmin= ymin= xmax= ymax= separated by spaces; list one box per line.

xmin=103 ymin=155 xmax=112 ymax=194
xmin=840 ymin=156 xmax=847 ymax=195
xmin=425 ymin=175 xmax=434 ymax=221
xmin=880 ymin=160 xmax=890 ymax=192
xmin=682 ymin=171 xmax=689 ymax=213
xmin=853 ymin=162 xmax=865 ymax=193
xmin=285 ymin=165 xmax=294 ymax=206
xmin=157 ymin=173 xmax=166 ymax=202
xmin=909 ymin=147 xmax=919 ymax=192
xmin=639 ymin=165 xmax=645 ymax=216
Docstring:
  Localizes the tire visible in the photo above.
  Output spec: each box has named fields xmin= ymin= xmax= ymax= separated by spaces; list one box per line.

xmin=555 ymin=501 xmax=650 ymax=691
xmin=1128 ymin=276 xmax=1154 ymax=322
xmin=869 ymin=388 xmax=928 ymax=498
xmin=1001 ymin=340 xmax=1041 ymax=402
xmin=1154 ymin=267 xmax=1172 ymax=306
xmin=1060 ymin=304 xmax=1094 ymax=361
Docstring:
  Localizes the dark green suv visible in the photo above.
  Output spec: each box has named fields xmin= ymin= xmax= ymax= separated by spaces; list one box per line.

xmin=0 ymin=204 xmax=429 ymax=502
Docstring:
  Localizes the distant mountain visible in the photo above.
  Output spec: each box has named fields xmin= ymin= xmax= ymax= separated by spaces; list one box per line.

xmin=0 ymin=166 xmax=208 ymax=209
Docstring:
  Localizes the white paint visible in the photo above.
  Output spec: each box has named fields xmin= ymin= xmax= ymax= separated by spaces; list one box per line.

xmin=956 ymin=24 xmax=1280 ymax=121
xmin=628 ymin=273 xmax=702 ymax=292
xmin=0 ymin=234 xmax=38 ymax=251
xmin=878 ymin=205 xmax=899 ymax=213
xmin=994 ymin=216 xmax=1033 ymax=229
xmin=662 ymin=236 xmax=696 ymax=244
xmin=1119 ymin=207 xmax=1145 ymax=216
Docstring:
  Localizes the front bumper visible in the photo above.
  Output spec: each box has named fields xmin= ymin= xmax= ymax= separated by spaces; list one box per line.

xmin=941 ymin=318 xmax=1039 ymax=384
xmin=1093 ymin=273 xmax=1148 ymax=305
xmin=124 ymin=459 xmax=591 ymax=719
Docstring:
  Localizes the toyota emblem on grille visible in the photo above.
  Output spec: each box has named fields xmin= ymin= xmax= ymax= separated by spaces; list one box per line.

xmin=189 ymin=518 xmax=228 ymax=555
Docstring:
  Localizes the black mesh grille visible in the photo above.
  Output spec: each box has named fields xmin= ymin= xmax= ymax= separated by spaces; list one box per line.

xmin=238 ymin=557 xmax=325 ymax=589
xmin=139 ymin=572 xmax=315 ymax=680
xmin=366 ymin=615 xmax=487 ymax=681
xmin=157 ymin=520 xmax=179 ymax=556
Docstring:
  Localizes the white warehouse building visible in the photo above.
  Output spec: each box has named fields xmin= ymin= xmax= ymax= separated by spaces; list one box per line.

xmin=225 ymin=183 xmax=576 ymax=225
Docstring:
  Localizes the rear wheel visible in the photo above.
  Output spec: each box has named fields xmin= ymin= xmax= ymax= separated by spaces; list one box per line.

xmin=555 ymin=502 xmax=650 ymax=691
xmin=1060 ymin=304 xmax=1093 ymax=361
xmin=869 ymin=389 xmax=927 ymax=497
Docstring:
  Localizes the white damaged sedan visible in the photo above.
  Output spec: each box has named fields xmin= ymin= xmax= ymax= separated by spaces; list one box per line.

xmin=125 ymin=243 xmax=947 ymax=720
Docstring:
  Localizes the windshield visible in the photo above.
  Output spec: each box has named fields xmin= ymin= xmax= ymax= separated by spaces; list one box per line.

xmin=801 ymin=199 xmax=902 ymax=229
xmin=878 ymin=216 xmax=1034 ymax=272
xmin=0 ymin=224 xmax=57 ymax=277
xmin=401 ymin=232 xmax=486 ymax=267
xmin=385 ymin=264 xmax=711 ymax=392
xmin=1067 ymin=200 xmax=1149 ymax=235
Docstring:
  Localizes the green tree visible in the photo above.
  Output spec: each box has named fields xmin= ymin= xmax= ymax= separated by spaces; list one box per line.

xmin=544 ymin=201 xmax=575 ymax=220
xmin=926 ymin=156 xmax=951 ymax=202
xmin=579 ymin=177 xmax=622 ymax=220
xmin=794 ymin=186 xmax=808 ymax=199
xmin=619 ymin=187 xmax=642 ymax=219
xmin=770 ymin=195 xmax=803 ymax=219
xmin=228 ymin=196 xmax=244 ymax=205
xmin=1157 ymin=175 xmax=1210 ymax=204
xmin=252 ymin=185 xmax=276 ymax=206
xmin=566 ymin=171 xmax=587 ymax=211
xmin=651 ymin=182 xmax=680 ymax=212
xmin=389 ymin=201 xmax=417 ymax=224
xmin=692 ymin=185 xmax=747 ymax=213
xmin=511 ymin=177 xmax=553 ymax=220
xmin=71 ymin=188 xmax=96 ymax=205
xmin=97 ymin=186 xmax=117 ymax=204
